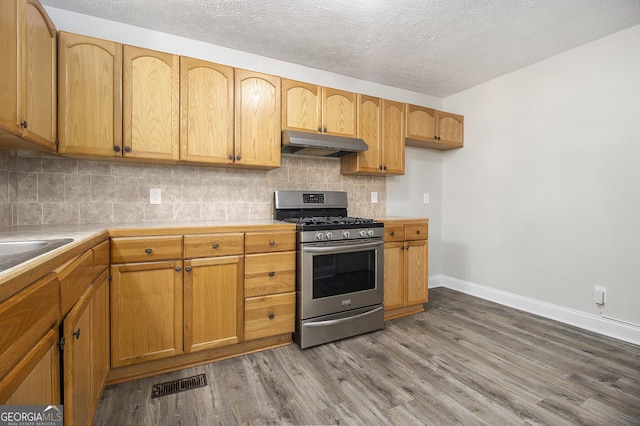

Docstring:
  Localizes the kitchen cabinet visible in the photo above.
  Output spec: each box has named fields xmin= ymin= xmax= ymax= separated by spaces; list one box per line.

xmin=110 ymin=236 xmax=184 ymax=367
xmin=57 ymin=32 xmax=122 ymax=157
xmin=282 ymin=79 xmax=357 ymax=138
xmin=380 ymin=219 xmax=428 ymax=320
xmin=0 ymin=273 xmax=60 ymax=404
xmin=405 ymin=104 xmax=464 ymax=150
xmin=234 ymin=69 xmax=281 ymax=168
xmin=179 ymin=56 xmax=234 ymax=165
xmin=123 ymin=45 xmax=180 ymax=162
xmin=243 ymin=231 xmax=296 ymax=341
xmin=183 ymin=233 xmax=244 ymax=352
xmin=0 ymin=0 xmax=57 ymax=152
xmin=341 ymin=96 xmax=405 ymax=175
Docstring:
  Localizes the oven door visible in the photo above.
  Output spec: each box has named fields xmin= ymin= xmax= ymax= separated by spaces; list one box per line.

xmin=298 ymin=238 xmax=383 ymax=320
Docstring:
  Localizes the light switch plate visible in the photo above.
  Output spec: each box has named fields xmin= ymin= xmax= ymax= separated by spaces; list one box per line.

xmin=371 ymin=192 xmax=378 ymax=203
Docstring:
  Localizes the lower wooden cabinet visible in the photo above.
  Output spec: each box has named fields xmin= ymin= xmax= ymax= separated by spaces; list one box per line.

xmin=244 ymin=292 xmax=295 ymax=341
xmin=110 ymin=260 xmax=184 ymax=367
xmin=184 ymin=255 xmax=244 ymax=352
xmin=381 ymin=219 xmax=429 ymax=320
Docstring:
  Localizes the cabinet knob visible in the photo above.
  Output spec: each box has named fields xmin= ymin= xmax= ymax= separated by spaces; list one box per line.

xmin=390 ymin=231 xmax=395 ymax=236
xmin=73 ymin=329 xmax=81 ymax=339
xmin=228 ymin=154 xmax=233 ymax=160
xmin=145 ymin=247 xmax=152 ymax=254
xmin=114 ymin=146 xmax=121 ymax=153
xmin=185 ymin=266 xmax=192 ymax=272
xmin=269 ymin=240 xmax=275 ymax=246
xmin=416 ymin=230 xmax=421 ymax=235
xmin=175 ymin=266 xmax=182 ymax=272
xmin=269 ymin=314 xmax=275 ymax=320
xmin=379 ymin=165 xmax=383 ymax=170
xmin=323 ymin=127 xmax=327 ymax=133
xmin=236 ymin=155 xmax=241 ymax=161
xmin=406 ymin=246 xmax=410 ymax=250
xmin=124 ymin=146 xmax=131 ymax=153
xmin=21 ymin=120 xmax=27 ymax=129
xmin=401 ymin=246 xmax=405 ymax=250
xmin=212 ymin=243 xmax=219 ymax=249
xmin=317 ymin=127 xmax=322 ymax=133
xmin=269 ymin=271 xmax=275 ymax=277
xmin=383 ymin=165 xmax=387 ymax=170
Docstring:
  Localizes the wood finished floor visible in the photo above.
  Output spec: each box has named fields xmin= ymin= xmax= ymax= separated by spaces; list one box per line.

xmin=93 ymin=288 xmax=640 ymax=425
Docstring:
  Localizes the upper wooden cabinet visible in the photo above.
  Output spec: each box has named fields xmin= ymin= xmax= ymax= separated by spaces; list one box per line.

xmin=57 ymin=32 xmax=122 ymax=157
xmin=282 ymin=79 xmax=357 ymax=138
xmin=123 ymin=45 xmax=179 ymax=162
xmin=234 ymin=69 xmax=281 ymax=169
xmin=341 ymin=96 xmax=405 ymax=175
xmin=180 ymin=57 xmax=234 ymax=165
xmin=405 ymin=104 xmax=464 ymax=150
xmin=0 ymin=0 xmax=57 ymax=151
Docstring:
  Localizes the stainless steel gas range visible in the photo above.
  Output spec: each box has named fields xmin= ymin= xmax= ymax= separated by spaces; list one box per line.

xmin=274 ymin=190 xmax=385 ymax=349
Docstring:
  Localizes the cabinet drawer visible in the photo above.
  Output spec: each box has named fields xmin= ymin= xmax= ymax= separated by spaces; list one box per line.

xmin=0 ymin=274 xmax=60 ymax=380
xmin=111 ymin=236 xmax=183 ymax=263
xmin=184 ymin=233 xmax=244 ymax=258
xmin=383 ymin=224 xmax=405 ymax=242
xmin=245 ymin=252 xmax=295 ymax=298
xmin=57 ymin=250 xmax=94 ymax=315
xmin=405 ymin=224 xmax=428 ymax=240
xmin=245 ymin=231 xmax=296 ymax=254
xmin=92 ymin=239 xmax=110 ymax=278
xmin=244 ymin=292 xmax=295 ymax=341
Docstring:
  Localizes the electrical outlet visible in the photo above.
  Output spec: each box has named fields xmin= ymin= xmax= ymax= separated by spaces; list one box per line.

xmin=371 ymin=192 xmax=378 ymax=203
xmin=150 ymin=188 xmax=161 ymax=205
xmin=423 ymin=193 xmax=430 ymax=204
xmin=594 ymin=286 xmax=607 ymax=305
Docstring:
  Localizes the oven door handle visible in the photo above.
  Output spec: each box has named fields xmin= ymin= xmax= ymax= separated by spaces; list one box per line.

xmin=304 ymin=306 xmax=384 ymax=327
xmin=303 ymin=240 xmax=382 ymax=253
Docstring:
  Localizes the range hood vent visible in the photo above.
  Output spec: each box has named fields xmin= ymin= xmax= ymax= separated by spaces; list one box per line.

xmin=281 ymin=130 xmax=368 ymax=157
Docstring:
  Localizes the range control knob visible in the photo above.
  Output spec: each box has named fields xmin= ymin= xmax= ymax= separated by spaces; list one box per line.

xmin=358 ymin=230 xmax=367 ymax=238
xmin=316 ymin=232 xmax=325 ymax=241
xmin=367 ymin=229 xmax=375 ymax=237
xmin=342 ymin=230 xmax=350 ymax=239
xmin=325 ymin=232 xmax=333 ymax=240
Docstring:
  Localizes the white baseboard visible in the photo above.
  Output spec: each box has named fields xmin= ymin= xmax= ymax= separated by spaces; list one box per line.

xmin=428 ymin=275 xmax=640 ymax=346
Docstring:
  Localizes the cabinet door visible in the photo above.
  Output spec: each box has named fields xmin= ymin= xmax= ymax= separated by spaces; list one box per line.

xmin=405 ymin=104 xmax=437 ymax=144
xmin=404 ymin=239 xmax=428 ymax=306
xmin=383 ymin=242 xmax=404 ymax=311
xmin=282 ymin=79 xmax=321 ymax=133
xmin=110 ymin=261 xmax=183 ymax=367
xmin=235 ymin=69 xmax=281 ymax=168
xmin=58 ymin=32 xmax=122 ymax=157
xmin=91 ymin=271 xmax=109 ymax=411
xmin=381 ymin=99 xmax=405 ymax=175
xmin=343 ymin=94 xmax=381 ymax=174
xmin=180 ymin=57 xmax=234 ymax=165
xmin=0 ymin=328 xmax=60 ymax=405
xmin=322 ymin=87 xmax=357 ymax=137
xmin=123 ymin=45 xmax=179 ymax=161
xmin=21 ymin=0 xmax=56 ymax=148
xmin=437 ymin=111 xmax=464 ymax=148
xmin=63 ymin=287 xmax=92 ymax=426
xmin=184 ymin=256 xmax=243 ymax=352
xmin=0 ymin=0 xmax=21 ymax=138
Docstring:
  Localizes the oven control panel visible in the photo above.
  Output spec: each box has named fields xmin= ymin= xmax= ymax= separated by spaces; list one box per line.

xmin=303 ymin=193 xmax=325 ymax=204
xmin=303 ymin=227 xmax=384 ymax=243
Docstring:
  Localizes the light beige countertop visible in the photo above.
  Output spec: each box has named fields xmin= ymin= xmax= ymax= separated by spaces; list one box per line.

xmin=0 ymin=220 xmax=296 ymax=303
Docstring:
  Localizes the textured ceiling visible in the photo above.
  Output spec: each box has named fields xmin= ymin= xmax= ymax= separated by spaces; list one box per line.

xmin=40 ymin=0 xmax=640 ymax=97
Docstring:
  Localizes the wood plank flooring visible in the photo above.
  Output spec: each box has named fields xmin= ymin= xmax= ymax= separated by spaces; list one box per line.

xmin=93 ymin=288 xmax=640 ymax=425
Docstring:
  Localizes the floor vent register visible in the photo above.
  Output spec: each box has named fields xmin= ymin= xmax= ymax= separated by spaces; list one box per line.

xmin=151 ymin=374 xmax=208 ymax=398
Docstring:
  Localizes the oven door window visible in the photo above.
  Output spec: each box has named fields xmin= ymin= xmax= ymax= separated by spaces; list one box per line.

xmin=312 ymin=249 xmax=376 ymax=299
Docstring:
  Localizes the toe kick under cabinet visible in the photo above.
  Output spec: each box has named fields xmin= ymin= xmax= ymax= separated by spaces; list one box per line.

xmin=108 ymin=227 xmax=296 ymax=383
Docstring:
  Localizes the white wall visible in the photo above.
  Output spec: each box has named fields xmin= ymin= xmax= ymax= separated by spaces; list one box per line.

xmin=441 ymin=25 xmax=640 ymax=326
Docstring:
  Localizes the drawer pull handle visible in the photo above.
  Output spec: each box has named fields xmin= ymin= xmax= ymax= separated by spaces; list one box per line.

xmin=269 ymin=314 xmax=275 ymax=320
xmin=212 ymin=243 xmax=219 ymax=249
xmin=73 ymin=329 xmax=81 ymax=340
xmin=390 ymin=231 xmax=395 ymax=236
xmin=269 ymin=240 xmax=275 ymax=246
xmin=416 ymin=230 xmax=421 ymax=235
xmin=145 ymin=247 xmax=152 ymax=254
xmin=185 ymin=266 xmax=192 ymax=272
xmin=269 ymin=271 xmax=275 ymax=277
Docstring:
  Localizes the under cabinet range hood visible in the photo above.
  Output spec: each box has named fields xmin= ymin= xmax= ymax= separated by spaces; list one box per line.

xmin=281 ymin=130 xmax=368 ymax=157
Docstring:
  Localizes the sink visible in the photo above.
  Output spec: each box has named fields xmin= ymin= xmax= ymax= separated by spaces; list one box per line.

xmin=0 ymin=241 xmax=50 ymax=256
xmin=0 ymin=238 xmax=74 ymax=271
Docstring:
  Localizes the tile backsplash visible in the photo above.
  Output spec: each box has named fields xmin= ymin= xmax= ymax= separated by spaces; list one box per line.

xmin=0 ymin=151 xmax=386 ymax=228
